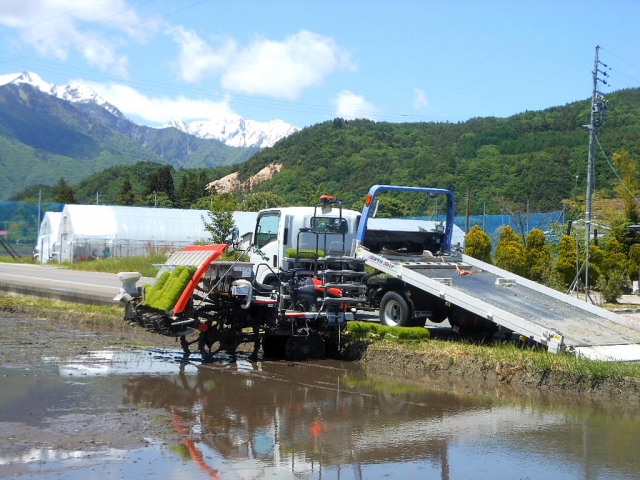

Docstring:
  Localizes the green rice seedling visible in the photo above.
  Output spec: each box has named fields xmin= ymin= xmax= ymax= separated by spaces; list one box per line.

xmin=143 ymin=266 xmax=196 ymax=311
xmin=285 ymin=248 xmax=325 ymax=259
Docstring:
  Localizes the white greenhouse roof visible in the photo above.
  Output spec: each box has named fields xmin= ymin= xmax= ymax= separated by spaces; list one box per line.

xmin=58 ymin=205 xmax=257 ymax=243
xmin=39 ymin=212 xmax=62 ymax=237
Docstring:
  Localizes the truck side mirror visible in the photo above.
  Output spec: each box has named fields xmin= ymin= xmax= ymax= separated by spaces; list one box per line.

xmin=231 ymin=227 xmax=240 ymax=248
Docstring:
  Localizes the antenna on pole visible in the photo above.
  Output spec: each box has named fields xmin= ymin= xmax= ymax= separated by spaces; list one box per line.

xmin=580 ymin=45 xmax=607 ymax=303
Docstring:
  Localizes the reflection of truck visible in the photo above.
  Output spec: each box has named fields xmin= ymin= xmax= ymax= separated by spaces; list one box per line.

xmin=354 ymin=185 xmax=640 ymax=361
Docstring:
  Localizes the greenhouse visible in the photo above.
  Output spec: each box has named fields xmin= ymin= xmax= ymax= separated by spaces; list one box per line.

xmin=36 ymin=205 xmax=257 ymax=264
xmin=34 ymin=211 xmax=62 ymax=263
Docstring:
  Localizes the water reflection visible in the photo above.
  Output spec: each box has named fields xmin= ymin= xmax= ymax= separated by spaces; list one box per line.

xmin=1 ymin=350 xmax=639 ymax=479
xmin=122 ymin=356 xmax=639 ymax=480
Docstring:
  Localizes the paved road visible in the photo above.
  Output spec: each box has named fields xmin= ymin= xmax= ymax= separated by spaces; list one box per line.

xmin=0 ymin=263 xmax=155 ymax=306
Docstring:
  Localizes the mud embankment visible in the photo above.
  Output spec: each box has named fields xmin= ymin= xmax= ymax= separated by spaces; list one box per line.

xmin=359 ymin=344 xmax=640 ymax=404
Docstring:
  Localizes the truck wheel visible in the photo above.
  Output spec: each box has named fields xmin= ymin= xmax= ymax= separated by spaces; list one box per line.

xmin=379 ymin=291 xmax=411 ymax=327
xmin=430 ymin=300 xmax=450 ymax=324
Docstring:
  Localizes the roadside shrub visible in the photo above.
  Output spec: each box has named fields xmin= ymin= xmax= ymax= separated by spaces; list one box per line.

xmin=554 ymin=235 xmax=578 ymax=287
xmin=596 ymin=269 xmax=626 ymax=303
xmin=495 ymin=226 xmax=526 ymax=276
xmin=525 ymin=229 xmax=552 ymax=282
xmin=465 ymin=225 xmax=493 ymax=264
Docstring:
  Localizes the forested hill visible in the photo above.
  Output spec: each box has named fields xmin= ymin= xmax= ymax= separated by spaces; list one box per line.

xmin=235 ymin=88 xmax=640 ymax=214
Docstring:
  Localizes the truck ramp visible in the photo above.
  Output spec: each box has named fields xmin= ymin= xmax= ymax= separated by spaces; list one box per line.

xmin=357 ymin=247 xmax=640 ymax=361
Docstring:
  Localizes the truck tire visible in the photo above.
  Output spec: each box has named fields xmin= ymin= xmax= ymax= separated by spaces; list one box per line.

xmin=430 ymin=300 xmax=450 ymax=324
xmin=379 ymin=291 xmax=412 ymax=327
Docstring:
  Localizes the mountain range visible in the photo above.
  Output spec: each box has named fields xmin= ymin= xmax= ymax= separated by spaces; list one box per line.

xmin=0 ymin=72 xmax=299 ymax=200
xmin=0 ymin=72 xmax=300 ymax=148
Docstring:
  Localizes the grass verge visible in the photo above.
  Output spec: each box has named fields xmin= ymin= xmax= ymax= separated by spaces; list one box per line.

xmin=57 ymin=253 xmax=166 ymax=277
xmin=346 ymin=321 xmax=640 ymax=397
xmin=1 ymin=252 xmax=166 ymax=277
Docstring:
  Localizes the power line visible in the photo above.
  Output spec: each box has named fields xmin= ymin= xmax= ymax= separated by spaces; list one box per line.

xmin=595 ymin=134 xmax=640 ymax=203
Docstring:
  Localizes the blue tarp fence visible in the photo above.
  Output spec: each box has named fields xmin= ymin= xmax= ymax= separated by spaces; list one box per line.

xmin=454 ymin=210 xmax=566 ymax=237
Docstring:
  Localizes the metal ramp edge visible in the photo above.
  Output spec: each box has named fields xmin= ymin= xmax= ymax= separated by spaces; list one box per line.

xmin=460 ymin=253 xmax=640 ymax=334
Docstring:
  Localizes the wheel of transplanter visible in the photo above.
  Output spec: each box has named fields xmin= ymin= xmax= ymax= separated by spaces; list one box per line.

xmin=198 ymin=325 xmax=222 ymax=363
xmin=262 ymin=335 xmax=287 ymax=359
xmin=285 ymin=332 xmax=326 ymax=360
xmin=379 ymin=291 xmax=411 ymax=327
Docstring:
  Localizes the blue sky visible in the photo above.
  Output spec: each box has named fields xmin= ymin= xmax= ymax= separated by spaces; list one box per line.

xmin=0 ymin=0 xmax=639 ymax=129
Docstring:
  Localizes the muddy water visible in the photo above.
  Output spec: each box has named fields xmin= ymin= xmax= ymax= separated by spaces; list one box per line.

xmin=1 ymin=349 xmax=639 ymax=480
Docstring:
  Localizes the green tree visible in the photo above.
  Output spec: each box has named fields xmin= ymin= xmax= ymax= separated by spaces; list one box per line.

xmin=600 ymin=238 xmax=628 ymax=286
xmin=525 ymin=228 xmax=551 ymax=282
xmin=629 ymin=243 xmax=640 ymax=281
xmin=143 ymin=191 xmax=173 ymax=207
xmin=143 ymin=165 xmax=175 ymax=202
xmin=612 ymin=149 xmax=639 ymax=223
xmin=176 ymin=171 xmax=209 ymax=208
xmin=116 ymin=179 xmax=136 ymax=206
xmin=51 ymin=178 xmax=76 ymax=204
xmin=203 ymin=194 xmax=238 ymax=244
xmin=554 ymin=235 xmax=577 ymax=288
xmin=596 ymin=270 xmax=625 ymax=303
xmin=239 ymin=191 xmax=286 ymax=211
xmin=494 ymin=226 xmax=526 ymax=276
xmin=464 ymin=225 xmax=492 ymax=264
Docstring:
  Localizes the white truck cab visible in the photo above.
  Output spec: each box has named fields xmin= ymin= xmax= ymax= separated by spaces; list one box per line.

xmin=249 ymin=202 xmax=361 ymax=285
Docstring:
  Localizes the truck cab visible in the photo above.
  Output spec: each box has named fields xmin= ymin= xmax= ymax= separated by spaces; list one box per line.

xmin=249 ymin=199 xmax=361 ymax=285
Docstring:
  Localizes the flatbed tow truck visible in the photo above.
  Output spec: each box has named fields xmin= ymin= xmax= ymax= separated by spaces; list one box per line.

xmin=353 ymin=185 xmax=640 ymax=362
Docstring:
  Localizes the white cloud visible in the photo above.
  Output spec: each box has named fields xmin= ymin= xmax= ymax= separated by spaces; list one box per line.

xmin=84 ymin=81 xmax=235 ymax=124
xmin=168 ymin=26 xmax=237 ymax=83
xmin=333 ymin=90 xmax=378 ymax=120
xmin=171 ymin=28 xmax=356 ymax=100
xmin=413 ymin=88 xmax=429 ymax=109
xmin=0 ymin=0 xmax=158 ymax=76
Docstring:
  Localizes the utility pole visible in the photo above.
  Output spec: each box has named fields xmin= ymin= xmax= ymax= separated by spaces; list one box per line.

xmin=583 ymin=45 xmax=608 ymax=302
xmin=465 ymin=189 xmax=470 ymax=233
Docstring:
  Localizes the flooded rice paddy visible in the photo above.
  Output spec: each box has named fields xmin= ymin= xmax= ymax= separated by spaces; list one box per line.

xmin=1 ymin=346 xmax=639 ymax=480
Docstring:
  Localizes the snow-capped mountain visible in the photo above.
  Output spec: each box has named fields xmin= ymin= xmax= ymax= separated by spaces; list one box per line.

xmin=164 ymin=117 xmax=300 ymax=148
xmin=0 ymin=71 xmax=300 ymax=148
xmin=0 ymin=72 xmax=123 ymax=117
